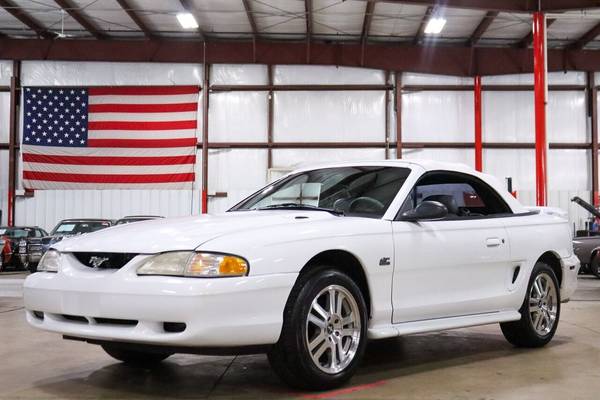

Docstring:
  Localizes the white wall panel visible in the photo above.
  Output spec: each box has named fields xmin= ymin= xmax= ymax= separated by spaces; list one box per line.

xmin=209 ymin=92 xmax=268 ymax=142
xmin=402 ymin=91 xmax=474 ymax=142
xmin=208 ymin=149 xmax=268 ymax=213
xmin=483 ymin=71 xmax=585 ymax=85
xmin=401 ymin=148 xmax=475 ymax=167
xmin=483 ymin=92 xmax=534 ymax=142
xmin=483 ymin=149 xmax=535 ymax=191
xmin=15 ymin=189 xmax=200 ymax=232
xmin=273 ymin=91 xmax=385 ymax=142
xmin=274 ymin=66 xmax=385 ymax=85
xmin=211 ymin=64 xmax=267 ymax=85
xmin=272 ymin=149 xmax=387 ymax=170
xmin=0 ymin=150 xmax=7 ymax=226
xmin=402 ymin=73 xmax=472 ymax=86
xmin=0 ymin=92 xmax=9 ymax=142
xmin=21 ymin=61 xmax=203 ymax=86
xmin=484 ymin=91 xmax=587 ymax=143
xmin=0 ymin=60 xmax=12 ymax=86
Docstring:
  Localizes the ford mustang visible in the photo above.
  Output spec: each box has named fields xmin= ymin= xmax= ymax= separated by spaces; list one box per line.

xmin=23 ymin=160 xmax=579 ymax=390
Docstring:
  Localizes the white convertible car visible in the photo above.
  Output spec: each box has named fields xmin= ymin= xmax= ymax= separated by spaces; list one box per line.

xmin=24 ymin=160 xmax=579 ymax=389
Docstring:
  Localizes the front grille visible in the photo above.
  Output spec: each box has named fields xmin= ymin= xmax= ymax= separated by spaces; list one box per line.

xmin=72 ymin=252 xmax=138 ymax=269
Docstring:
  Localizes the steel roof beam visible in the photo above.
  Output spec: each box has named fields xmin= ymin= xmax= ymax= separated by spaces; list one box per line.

xmin=570 ymin=21 xmax=600 ymax=49
xmin=115 ymin=0 xmax=155 ymax=39
xmin=179 ymin=0 xmax=205 ymax=41
xmin=517 ymin=18 xmax=556 ymax=48
xmin=413 ymin=6 xmax=433 ymax=45
xmin=0 ymin=0 xmax=55 ymax=38
xmin=54 ymin=0 xmax=107 ymax=39
xmin=468 ymin=11 xmax=498 ymax=46
xmin=242 ymin=0 xmax=258 ymax=38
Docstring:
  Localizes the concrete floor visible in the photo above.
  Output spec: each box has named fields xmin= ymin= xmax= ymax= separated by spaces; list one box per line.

xmin=1 ymin=277 xmax=600 ymax=399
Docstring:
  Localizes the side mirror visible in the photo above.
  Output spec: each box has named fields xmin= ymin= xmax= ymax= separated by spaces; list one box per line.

xmin=401 ymin=200 xmax=448 ymax=221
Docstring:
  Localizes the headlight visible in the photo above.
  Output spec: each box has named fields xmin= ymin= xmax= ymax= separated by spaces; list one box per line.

xmin=137 ymin=251 xmax=249 ymax=278
xmin=37 ymin=250 xmax=61 ymax=272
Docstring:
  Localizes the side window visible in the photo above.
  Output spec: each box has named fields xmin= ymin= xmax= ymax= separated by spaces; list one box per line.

xmin=400 ymin=171 xmax=512 ymax=219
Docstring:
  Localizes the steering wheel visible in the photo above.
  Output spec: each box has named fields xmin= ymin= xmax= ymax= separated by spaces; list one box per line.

xmin=348 ymin=197 xmax=385 ymax=213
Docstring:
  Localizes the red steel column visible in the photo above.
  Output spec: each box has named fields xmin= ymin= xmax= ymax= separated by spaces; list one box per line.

xmin=201 ymin=44 xmax=209 ymax=214
xmin=474 ymin=75 xmax=483 ymax=172
xmin=533 ymin=11 xmax=548 ymax=206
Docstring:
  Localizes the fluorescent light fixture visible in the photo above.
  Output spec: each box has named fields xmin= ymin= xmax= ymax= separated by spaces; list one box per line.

xmin=424 ymin=17 xmax=446 ymax=35
xmin=177 ymin=12 xmax=199 ymax=29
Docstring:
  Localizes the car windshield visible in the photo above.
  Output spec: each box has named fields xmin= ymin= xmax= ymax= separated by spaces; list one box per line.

xmin=51 ymin=221 xmax=110 ymax=235
xmin=231 ymin=166 xmax=411 ymax=218
xmin=0 ymin=227 xmax=31 ymax=238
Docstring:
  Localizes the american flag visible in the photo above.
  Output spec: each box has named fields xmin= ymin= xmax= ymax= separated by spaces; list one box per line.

xmin=22 ymin=86 xmax=199 ymax=189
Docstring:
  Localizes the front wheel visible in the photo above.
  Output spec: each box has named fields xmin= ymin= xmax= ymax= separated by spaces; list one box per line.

xmin=268 ymin=268 xmax=368 ymax=390
xmin=500 ymin=262 xmax=560 ymax=347
xmin=101 ymin=344 xmax=172 ymax=366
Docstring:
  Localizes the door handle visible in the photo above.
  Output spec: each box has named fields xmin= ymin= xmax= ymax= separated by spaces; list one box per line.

xmin=486 ymin=237 xmax=502 ymax=247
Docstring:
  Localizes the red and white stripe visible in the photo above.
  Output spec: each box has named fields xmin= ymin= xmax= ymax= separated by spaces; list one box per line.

xmin=23 ymin=86 xmax=199 ymax=190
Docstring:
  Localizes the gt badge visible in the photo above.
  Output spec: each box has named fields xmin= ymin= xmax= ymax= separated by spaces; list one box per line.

xmin=379 ymin=257 xmax=391 ymax=266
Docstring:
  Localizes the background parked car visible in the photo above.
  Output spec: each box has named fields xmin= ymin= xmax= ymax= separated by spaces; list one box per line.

xmin=0 ymin=226 xmax=47 ymax=272
xmin=115 ymin=215 xmax=164 ymax=225
xmin=571 ymin=196 xmax=600 ymax=278
xmin=27 ymin=219 xmax=113 ymax=273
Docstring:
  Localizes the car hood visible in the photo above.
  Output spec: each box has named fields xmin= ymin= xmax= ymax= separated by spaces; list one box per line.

xmin=53 ymin=211 xmax=336 ymax=254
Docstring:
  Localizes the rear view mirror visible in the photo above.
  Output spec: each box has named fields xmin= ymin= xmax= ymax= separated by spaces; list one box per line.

xmin=401 ymin=200 xmax=448 ymax=221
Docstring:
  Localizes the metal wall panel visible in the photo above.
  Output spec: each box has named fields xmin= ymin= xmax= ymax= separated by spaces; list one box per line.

xmin=403 ymin=91 xmax=474 ymax=142
xmin=208 ymin=149 xmax=268 ymax=213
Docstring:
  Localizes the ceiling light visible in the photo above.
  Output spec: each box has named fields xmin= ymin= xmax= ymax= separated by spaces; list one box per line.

xmin=424 ymin=17 xmax=446 ymax=35
xmin=177 ymin=12 xmax=199 ymax=29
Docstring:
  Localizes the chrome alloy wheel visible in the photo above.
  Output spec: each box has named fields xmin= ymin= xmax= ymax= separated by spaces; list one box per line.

xmin=305 ymin=285 xmax=361 ymax=374
xmin=528 ymin=272 xmax=558 ymax=336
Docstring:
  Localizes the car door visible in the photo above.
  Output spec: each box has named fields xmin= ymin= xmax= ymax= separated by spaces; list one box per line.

xmin=391 ymin=171 xmax=517 ymax=323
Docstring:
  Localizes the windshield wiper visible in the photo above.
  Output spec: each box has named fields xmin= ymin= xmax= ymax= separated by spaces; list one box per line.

xmin=256 ymin=203 xmax=344 ymax=216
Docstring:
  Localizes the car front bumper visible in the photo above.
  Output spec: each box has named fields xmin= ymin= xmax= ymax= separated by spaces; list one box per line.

xmin=23 ymin=253 xmax=297 ymax=348
xmin=560 ymin=254 xmax=580 ymax=302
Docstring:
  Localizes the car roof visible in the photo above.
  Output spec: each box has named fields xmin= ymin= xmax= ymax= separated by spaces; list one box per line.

xmin=289 ymin=159 xmax=526 ymax=213
xmin=290 ymin=159 xmax=475 ymax=174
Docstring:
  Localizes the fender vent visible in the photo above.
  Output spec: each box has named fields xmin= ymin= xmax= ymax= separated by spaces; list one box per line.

xmin=512 ymin=266 xmax=521 ymax=284
xmin=72 ymin=252 xmax=138 ymax=269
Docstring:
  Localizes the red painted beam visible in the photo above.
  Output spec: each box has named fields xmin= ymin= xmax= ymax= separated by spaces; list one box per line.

xmin=533 ymin=12 xmax=548 ymax=206
xmin=3 ymin=38 xmax=600 ymax=76
xmin=474 ymin=75 xmax=483 ymax=171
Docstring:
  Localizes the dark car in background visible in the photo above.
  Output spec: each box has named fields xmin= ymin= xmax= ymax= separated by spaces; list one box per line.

xmin=572 ymin=196 xmax=600 ymax=278
xmin=0 ymin=226 xmax=48 ymax=272
xmin=115 ymin=215 xmax=164 ymax=225
xmin=27 ymin=219 xmax=113 ymax=272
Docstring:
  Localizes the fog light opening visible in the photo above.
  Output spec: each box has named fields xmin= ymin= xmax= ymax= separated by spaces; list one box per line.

xmin=32 ymin=311 xmax=44 ymax=320
xmin=163 ymin=322 xmax=186 ymax=333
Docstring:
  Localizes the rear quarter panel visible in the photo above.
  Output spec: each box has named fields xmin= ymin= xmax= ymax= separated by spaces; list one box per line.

xmin=504 ymin=213 xmax=573 ymax=303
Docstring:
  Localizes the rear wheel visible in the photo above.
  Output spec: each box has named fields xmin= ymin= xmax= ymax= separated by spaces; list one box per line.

xmin=101 ymin=344 xmax=172 ymax=366
xmin=268 ymin=267 xmax=368 ymax=390
xmin=500 ymin=262 xmax=560 ymax=347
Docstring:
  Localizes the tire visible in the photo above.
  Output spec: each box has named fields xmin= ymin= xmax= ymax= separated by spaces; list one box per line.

xmin=500 ymin=262 xmax=561 ymax=348
xmin=28 ymin=262 xmax=38 ymax=274
xmin=590 ymin=253 xmax=600 ymax=279
xmin=101 ymin=344 xmax=172 ymax=366
xmin=268 ymin=267 xmax=368 ymax=390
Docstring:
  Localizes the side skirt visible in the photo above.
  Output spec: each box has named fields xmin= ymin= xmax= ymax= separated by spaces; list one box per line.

xmin=368 ymin=310 xmax=521 ymax=340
